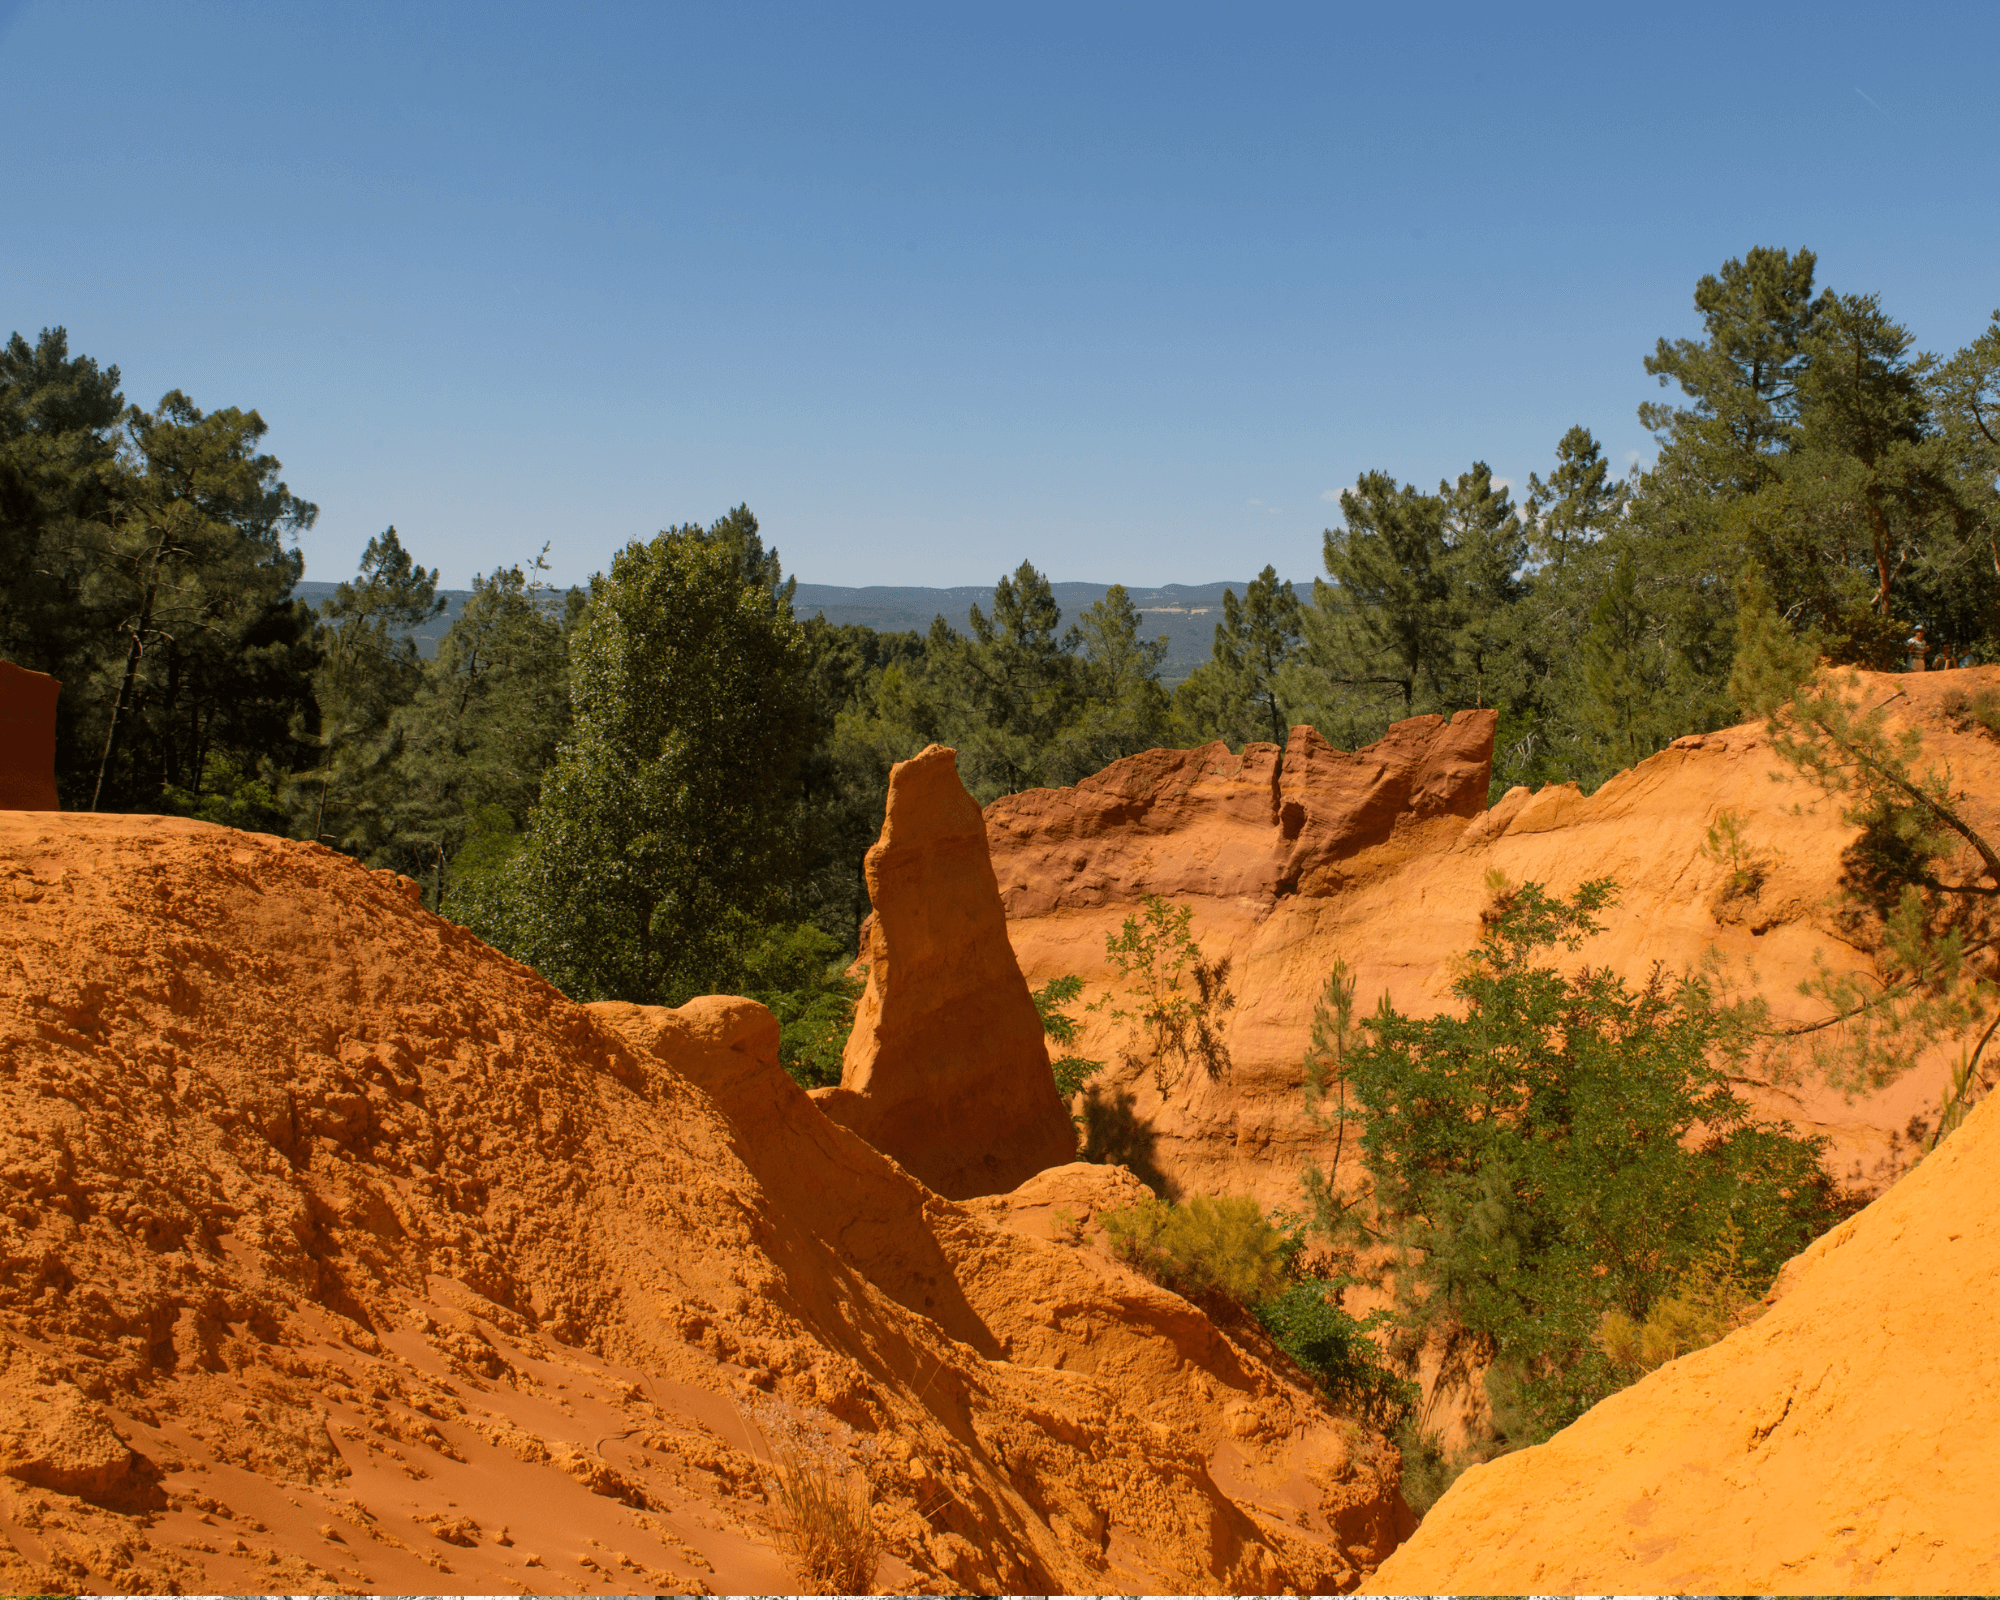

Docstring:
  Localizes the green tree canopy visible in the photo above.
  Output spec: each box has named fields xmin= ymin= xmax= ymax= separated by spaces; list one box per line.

xmin=461 ymin=507 xmax=817 ymax=1002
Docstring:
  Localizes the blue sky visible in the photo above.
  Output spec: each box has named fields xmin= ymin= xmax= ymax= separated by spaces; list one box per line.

xmin=4 ymin=2 xmax=1996 ymax=591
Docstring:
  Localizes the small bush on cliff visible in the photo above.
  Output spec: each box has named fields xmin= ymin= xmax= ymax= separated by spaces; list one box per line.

xmin=730 ymin=920 xmax=864 ymax=1090
xmin=1252 ymin=1279 xmax=1415 ymax=1430
xmin=1303 ymin=875 xmax=1843 ymax=1447
xmin=1104 ymin=1195 xmax=1415 ymax=1429
xmin=1032 ymin=974 xmax=1104 ymax=1114
xmin=1101 ymin=1194 xmax=1286 ymax=1305
xmin=1091 ymin=896 xmax=1235 ymax=1095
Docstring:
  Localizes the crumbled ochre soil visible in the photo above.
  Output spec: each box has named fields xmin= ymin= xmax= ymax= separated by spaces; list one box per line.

xmin=0 ymin=809 xmax=1409 ymax=1595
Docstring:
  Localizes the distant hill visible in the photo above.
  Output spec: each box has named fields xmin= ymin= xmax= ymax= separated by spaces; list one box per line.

xmin=293 ymin=578 xmax=1257 ymax=684
xmin=293 ymin=581 xmax=564 ymax=662
xmin=792 ymin=581 xmax=1255 ymax=685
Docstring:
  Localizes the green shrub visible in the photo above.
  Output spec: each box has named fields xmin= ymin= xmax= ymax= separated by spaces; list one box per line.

xmin=1302 ymin=876 xmax=1843 ymax=1446
xmin=1032 ymin=974 xmax=1103 ymax=1114
xmin=1100 ymin=1194 xmax=1286 ymax=1305
xmin=730 ymin=920 xmax=864 ymax=1090
xmin=1393 ymin=1418 xmax=1479 ymax=1521
xmin=1090 ymin=896 xmax=1234 ymax=1095
xmin=1251 ymin=1280 xmax=1414 ymax=1430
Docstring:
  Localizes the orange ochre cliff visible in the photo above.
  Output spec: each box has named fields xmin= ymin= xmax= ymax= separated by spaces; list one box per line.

xmin=5 ymin=660 xmax=2000 ymax=1592
xmin=991 ymin=667 xmax=2000 ymax=1208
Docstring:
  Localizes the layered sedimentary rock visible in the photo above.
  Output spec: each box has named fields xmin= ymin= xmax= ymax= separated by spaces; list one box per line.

xmin=991 ymin=672 xmax=2000 ymax=1206
xmin=0 ymin=808 xmax=1407 ymax=1594
xmin=0 ymin=661 xmax=59 ymax=811
xmin=1364 ymin=1080 xmax=2000 ymax=1594
xmin=815 ymin=743 xmax=1077 ymax=1199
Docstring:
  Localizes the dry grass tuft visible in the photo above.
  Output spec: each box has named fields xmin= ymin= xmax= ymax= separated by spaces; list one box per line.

xmin=770 ymin=1439 xmax=879 ymax=1594
xmin=750 ymin=1401 xmax=881 ymax=1595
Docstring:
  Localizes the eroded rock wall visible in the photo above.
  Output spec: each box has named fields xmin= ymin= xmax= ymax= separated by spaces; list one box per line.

xmin=991 ymin=673 xmax=2000 ymax=1206
xmin=0 ymin=661 xmax=59 ymax=811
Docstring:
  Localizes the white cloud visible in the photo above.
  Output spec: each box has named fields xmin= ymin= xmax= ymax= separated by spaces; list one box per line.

xmin=1492 ymin=477 xmax=1514 ymax=494
xmin=1245 ymin=497 xmax=1264 ymax=507
xmin=1320 ymin=489 xmax=1341 ymax=502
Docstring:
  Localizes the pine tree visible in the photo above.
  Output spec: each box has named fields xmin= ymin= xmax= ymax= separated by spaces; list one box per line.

xmin=1202 ymin=565 xmax=1303 ymax=746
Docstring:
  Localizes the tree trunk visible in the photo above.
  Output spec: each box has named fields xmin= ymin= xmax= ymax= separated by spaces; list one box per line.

xmin=92 ymin=562 xmax=161 ymax=812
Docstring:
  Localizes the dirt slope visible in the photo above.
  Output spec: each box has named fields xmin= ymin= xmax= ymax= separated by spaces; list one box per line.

xmin=0 ymin=809 xmax=1407 ymax=1594
xmin=1363 ymin=1066 xmax=2000 ymax=1594
xmin=992 ymin=668 xmax=2000 ymax=1207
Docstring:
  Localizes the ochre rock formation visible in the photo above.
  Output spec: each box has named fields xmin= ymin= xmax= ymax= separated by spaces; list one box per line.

xmin=992 ymin=670 xmax=2000 ymax=1208
xmin=815 ymin=743 xmax=1077 ymax=1199
xmin=986 ymin=711 xmax=1496 ymax=914
xmin=1364 ymin=1079 xmax=2000 ymax=1594
xmin=0 ymin=808 xmax=1407 ymax=1594
xmin=0 ymin=662 xmax=59 ymax=811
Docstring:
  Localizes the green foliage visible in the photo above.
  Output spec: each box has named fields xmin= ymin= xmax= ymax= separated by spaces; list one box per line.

xmin=1031 ymin=973 xmax=1103 ymax=1108
xmin=1100 ymin=1193 xmax=1287 ymax=1306
xmin=462 ymin=508 xmax=818 ymax=1003
xmin=0 ymin=338 xmax=322 ymax=815
xmin=1174 ymin=565 xmax=1302 ymax=747
xmin=729 ymin=920 xmax=864 ymax=1091
xmin=1305 ymin=878 xmax=1842 ymax=1446
xmin=295 ymin=525 xmax=443 ymax=850
xmin=1595 ymin=1227 xmax=1758 ymax=1376
xmin=1090 ymin=896 xmax=1234 ymax=1096
xmin=1730 ymin=596 xmax=2000 ymax=1129
xmin=363 ymin=555 xmax=574 ymax=901
xmin=1251 ymin=1281 xmax=1415 ymax=1430
xmin=1701 ymin=807 xmax=1769 ymax=904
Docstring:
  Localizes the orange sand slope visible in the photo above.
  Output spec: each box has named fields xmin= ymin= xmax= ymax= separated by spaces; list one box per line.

xmin=0 ymin=810 xmax=1406 ymax=1595
xmin=1365 ymin=1074 xmax=2000 ymax=1594
xmin=992 ymin=667 xmax=2000 ymax=1207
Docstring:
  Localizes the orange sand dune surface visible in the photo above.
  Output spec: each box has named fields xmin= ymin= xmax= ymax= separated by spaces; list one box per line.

xmin=0 ymin=809 xmax=1406 ymax=1594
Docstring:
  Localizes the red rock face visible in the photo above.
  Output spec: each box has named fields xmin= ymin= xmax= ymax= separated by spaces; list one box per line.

xmin=989 ymin=676 xmax=2000 ymax=1211
xmin=0 ymin=662 xmax=60 ymax=811
xmin=984 ymin=711 xmax=1498 ymax=917
xmin=813 ymin=745 xmax=1077 ymax=1199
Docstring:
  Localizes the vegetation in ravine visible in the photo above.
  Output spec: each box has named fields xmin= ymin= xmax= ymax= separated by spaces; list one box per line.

xmin=1292 ymin=878 xmax=1846 ymax=1512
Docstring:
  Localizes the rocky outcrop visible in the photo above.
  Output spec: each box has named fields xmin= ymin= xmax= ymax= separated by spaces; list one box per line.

xmin=0 ymin=807 xmax=1407 ymax=1593
xmin=0 ymin=662 xmax=59 ymax=810
xmin=1364 ymin=1077 xmax=2000 ymax=1594
xmin=986 ymin=710 xmax=1497 ymax=915
xmin=814 ymin=744 xmax=1076 ymax=1199
xmin=993 ymin=671 xmax=2000 ymax=1208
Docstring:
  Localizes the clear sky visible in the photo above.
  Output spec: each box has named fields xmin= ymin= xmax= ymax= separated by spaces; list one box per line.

xmin=4 ymin=2 xmax=1995 ymax=591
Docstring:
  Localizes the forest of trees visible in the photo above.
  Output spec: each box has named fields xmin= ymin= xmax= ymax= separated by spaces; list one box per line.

xmin=4 ymin=247 xmax=1997 ymax=1020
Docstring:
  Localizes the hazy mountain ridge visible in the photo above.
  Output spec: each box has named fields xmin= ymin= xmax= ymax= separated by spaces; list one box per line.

xmin=295 ymin=577 xmax=1259 ymax=683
